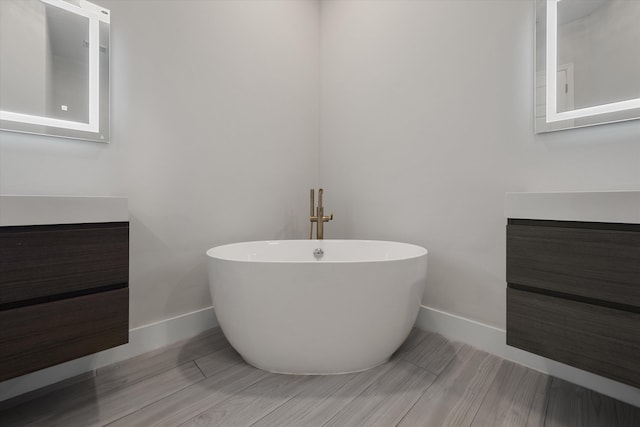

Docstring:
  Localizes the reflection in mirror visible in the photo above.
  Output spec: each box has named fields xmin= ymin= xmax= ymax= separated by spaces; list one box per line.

xmin=0 ymin=0 xmax=110 ymax=142
xmin=535 ymin=0 xmax=640 ymax=132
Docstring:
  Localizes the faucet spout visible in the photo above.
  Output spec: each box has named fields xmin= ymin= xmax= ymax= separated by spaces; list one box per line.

xmin=309 ymin=189 xmax=315 ymax=239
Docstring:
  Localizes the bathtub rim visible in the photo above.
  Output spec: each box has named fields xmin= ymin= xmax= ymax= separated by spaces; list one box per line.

xmin=205 ymin=239 xmax=427 ymax=264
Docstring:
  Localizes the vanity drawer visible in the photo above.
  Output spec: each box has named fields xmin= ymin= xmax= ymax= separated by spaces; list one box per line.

xmin=506 ymin=221 xmax=640 ymax=308
xmin=0 ymin=287 xmax=128 ymax=381
xmin=0 ymin=222 xmax=129 ymax=305
xmin=507 ymin=287 xmax=640 ymax=388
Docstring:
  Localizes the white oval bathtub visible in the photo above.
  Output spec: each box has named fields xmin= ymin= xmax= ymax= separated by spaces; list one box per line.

xmin=206 ymin=240 xmax=427 ymax=374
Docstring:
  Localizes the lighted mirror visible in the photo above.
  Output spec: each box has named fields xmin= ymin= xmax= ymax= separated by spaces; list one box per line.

xmin=0 ymin=0 xmax=110 ymax=142
xmin=535 ymin=0 xmax=640 ymax=132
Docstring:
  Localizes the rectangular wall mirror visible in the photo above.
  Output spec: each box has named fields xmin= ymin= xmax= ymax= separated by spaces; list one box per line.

xmin=535 ymin=0 xmax=640 ymax=133
xmin=0 ymin=0 xmax=110 ymax=142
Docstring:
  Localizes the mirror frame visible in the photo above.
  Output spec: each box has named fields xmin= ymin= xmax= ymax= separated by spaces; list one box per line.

xmin=536 ymin=0 xmax=640 ymax=132
xmin=0 ymin=0 xmax=110 ymax=142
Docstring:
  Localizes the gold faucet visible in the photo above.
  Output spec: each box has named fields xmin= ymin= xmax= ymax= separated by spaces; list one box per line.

xmin=309 ymin=188 xmax=333 ymax=239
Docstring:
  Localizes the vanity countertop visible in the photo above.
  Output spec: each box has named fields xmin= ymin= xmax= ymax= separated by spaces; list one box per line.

xmin=0 ymin=195 xmax=128 ymax=227
xmin=504 ymin=191 xmax=640 ymax=224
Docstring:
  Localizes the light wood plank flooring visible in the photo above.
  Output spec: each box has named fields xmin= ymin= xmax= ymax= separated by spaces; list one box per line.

xmin=0 ymin=327 xmax=638 ymax=426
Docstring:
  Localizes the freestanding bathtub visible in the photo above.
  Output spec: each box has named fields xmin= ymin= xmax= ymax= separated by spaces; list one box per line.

xmin=206 ymin=239 xmax=427 ymax=374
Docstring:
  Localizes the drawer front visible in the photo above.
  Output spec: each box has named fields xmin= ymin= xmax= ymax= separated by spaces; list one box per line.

xmin=0 ymin=223 xmax=129 ymax=305
xmin=506 ymin=223 xmax=640 ymax=308
xmin=0 ymin=288 xmax=129 ymax=381
xmin=507 ymin=287 xmax=640 ymax=388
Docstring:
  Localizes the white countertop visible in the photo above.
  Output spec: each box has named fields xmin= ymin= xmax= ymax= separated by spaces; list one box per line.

xmin=504 ymin=191 xmax=640 ymax=224
xmin=0 ymin=195 xmax=128 ymax=226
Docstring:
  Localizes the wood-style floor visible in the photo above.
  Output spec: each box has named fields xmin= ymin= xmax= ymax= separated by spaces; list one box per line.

xmin=0 ymin=327 xmax=638 ymax=426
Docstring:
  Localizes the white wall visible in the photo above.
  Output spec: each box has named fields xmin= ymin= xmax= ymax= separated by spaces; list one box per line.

xmin=320 ymin=0 xmax=640 ymax=329
xmin=0 ymin=0 xmax=320 ymax=328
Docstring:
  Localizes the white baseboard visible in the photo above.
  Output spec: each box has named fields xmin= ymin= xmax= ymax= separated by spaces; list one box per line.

xmin=0 ymin=306 xmax=218 ymax=403
xmin=415 ymin=305 xmax=640 ymax=407
xmin=3 ymin=304 xmax=638 ymax=408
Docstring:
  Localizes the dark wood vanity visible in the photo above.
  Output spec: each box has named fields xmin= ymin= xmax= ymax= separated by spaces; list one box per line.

xmin=0 ymin=197 xmax=129 ymax=382
xmin=506 ymin=218 xmax=640 ymax=388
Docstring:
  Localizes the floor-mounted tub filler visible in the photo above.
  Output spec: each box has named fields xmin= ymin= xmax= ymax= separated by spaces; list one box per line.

xmin=206 ymin=239 xmax=427 ymax=374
